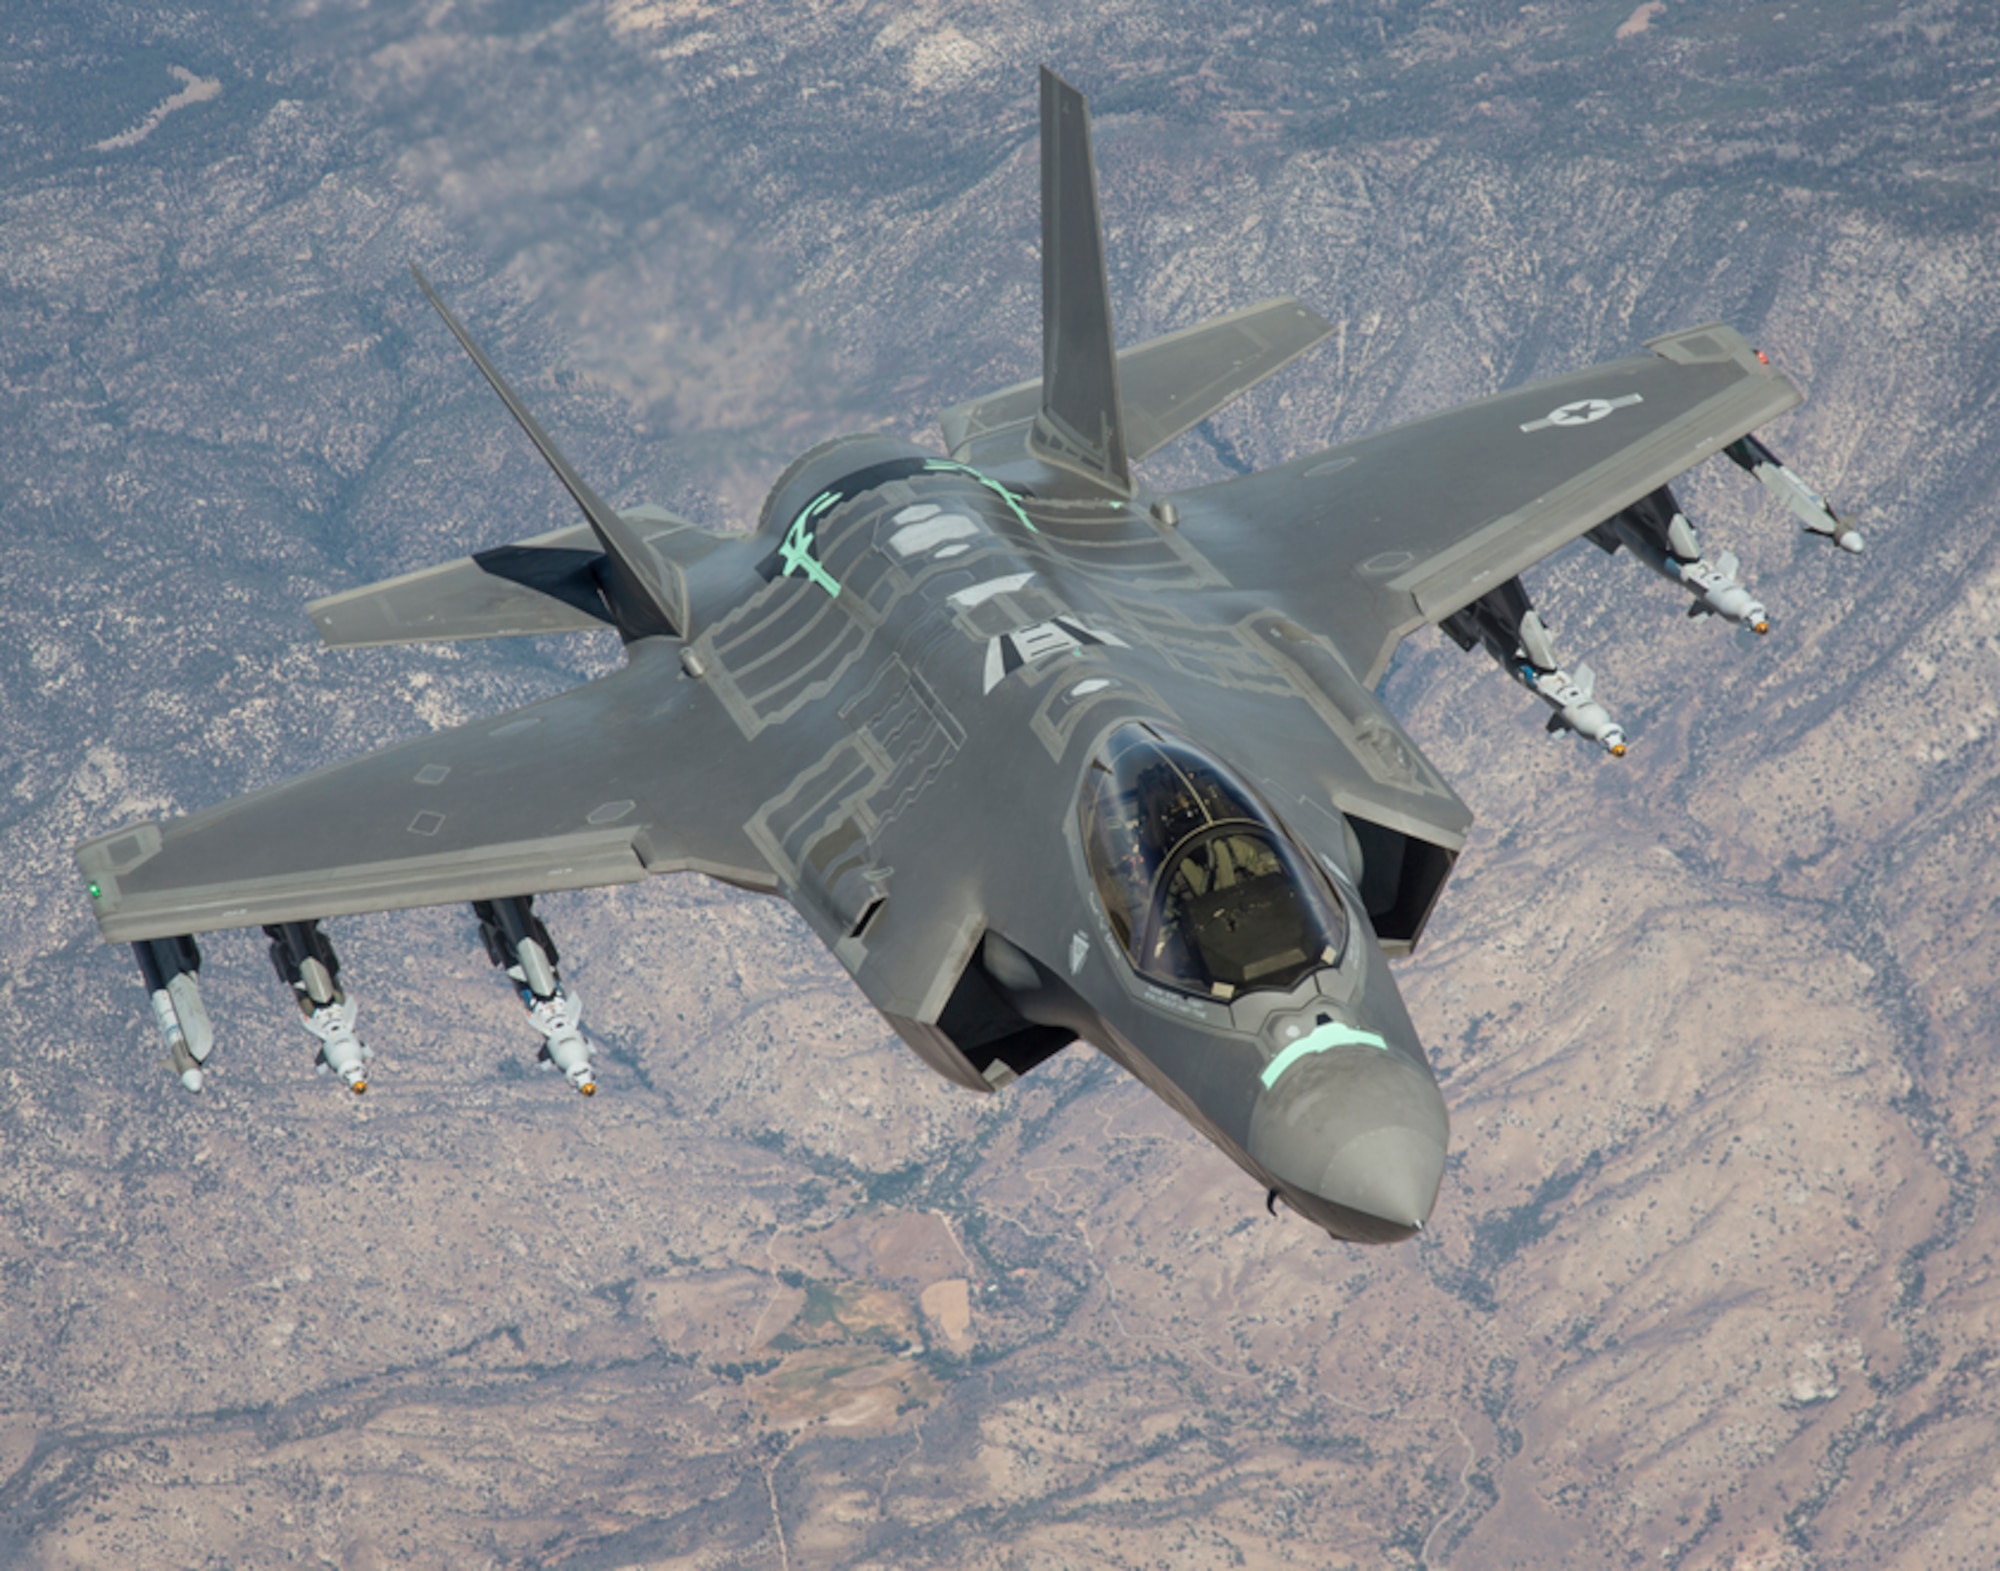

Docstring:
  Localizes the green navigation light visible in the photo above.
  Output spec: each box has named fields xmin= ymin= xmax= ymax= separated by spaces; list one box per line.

xmin=87 ymin=882 xmax=101 ymax=900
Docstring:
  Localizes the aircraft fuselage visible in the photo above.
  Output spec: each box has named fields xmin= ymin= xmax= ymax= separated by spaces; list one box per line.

xmin=660 ymin=432 xmax=1453 ymax=1241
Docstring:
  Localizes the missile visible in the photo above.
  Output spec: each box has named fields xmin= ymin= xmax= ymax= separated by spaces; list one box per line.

xmin=524 ymin=987 xmax=596 ymax=1094
xmin=1532 ymin=663 xmax=1627 ymax=755
xmin=266 ymin=920 xmax=372 ymax=1092
xmin=301 ymin=996 xmax=372 ymax=1093
xmin=1678 ymin=551 xmax=1767 ymax=631
xmin=1725 ymin=434 xmax=1863 ymax=554
xmin=1517 ymin=608 xmax=1626 ymax=754
xmin=1591 ymin=486 xmax=1770 ymax=633
xmin=1441 ymin=581 xmax=1628 ymax=756
xmin=133 ymin=935 xmax=212 ymax=1092
xmin=474 ymin=896 xmax=597 ymax=1093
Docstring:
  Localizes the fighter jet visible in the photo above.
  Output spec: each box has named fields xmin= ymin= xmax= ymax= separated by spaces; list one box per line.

xmin=76 ymin=69 xmax=1863 ymax=1245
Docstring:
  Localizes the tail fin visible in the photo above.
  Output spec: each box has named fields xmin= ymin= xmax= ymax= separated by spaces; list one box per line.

xmin=1029 ymin=68 xmax=1131 ymax=494
xmin=408 ymin=264 xmax=683 ymax=640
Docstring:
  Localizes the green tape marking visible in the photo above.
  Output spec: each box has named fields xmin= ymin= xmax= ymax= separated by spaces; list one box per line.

xmin=779 ymin=498 xmax=842 ymax=597
xmin=1259 ymin=1021 xmax=1389 ymax=1091
xmin=925 ymin=459 xmax=1038 ymax=534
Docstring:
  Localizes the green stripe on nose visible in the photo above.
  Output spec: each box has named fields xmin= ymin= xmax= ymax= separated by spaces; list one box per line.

xmin=1260 ymin=1021 xmax=1388 ymax=1090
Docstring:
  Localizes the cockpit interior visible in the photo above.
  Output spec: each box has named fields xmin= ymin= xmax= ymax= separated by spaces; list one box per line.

xmin=1079 ymin=724 xmax=1350 ymax=1001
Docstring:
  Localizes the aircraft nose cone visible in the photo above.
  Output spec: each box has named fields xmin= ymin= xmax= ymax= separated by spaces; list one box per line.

xmin=1249 ymin=1042 xmax=1448 ymax=1243
xmin=1313 ymin=1120 xmax=1446 ymax=1235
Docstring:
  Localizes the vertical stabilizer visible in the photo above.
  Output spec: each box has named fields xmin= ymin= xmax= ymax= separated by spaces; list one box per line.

xmin=1030 ymin=67 xmax=1132 ymax=494
xmin=409 ymin=264 xmax=683 ymax=640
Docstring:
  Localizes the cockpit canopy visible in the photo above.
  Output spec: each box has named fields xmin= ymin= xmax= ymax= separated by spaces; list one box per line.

xmin=1078 ymin=724 xmax=1349 ymax=1000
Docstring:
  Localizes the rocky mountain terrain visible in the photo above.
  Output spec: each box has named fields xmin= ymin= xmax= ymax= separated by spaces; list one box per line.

xmin=5 ymin=0 xmax=2000 ymax=1565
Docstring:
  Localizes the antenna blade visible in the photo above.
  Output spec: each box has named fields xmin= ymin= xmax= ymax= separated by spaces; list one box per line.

xmin=1030 ymin=67 xmax=1132 ymax=493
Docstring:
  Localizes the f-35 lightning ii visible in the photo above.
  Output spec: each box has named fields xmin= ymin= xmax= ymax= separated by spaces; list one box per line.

xmin=77 ymin=69 xmax=1863 ymax=1245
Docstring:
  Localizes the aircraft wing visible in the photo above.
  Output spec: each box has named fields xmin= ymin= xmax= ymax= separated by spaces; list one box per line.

xmin=76 ymin=644 xmax=779 ymax=943
xmin=1177 ymin=323 xmax=1803 ymax=685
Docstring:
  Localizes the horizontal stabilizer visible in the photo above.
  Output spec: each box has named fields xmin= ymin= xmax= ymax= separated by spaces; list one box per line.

xmin=308 ymin=505 xmax=705 ymax=648
xmin=942 ymin=297 xmax=1332 ymax=466
xmin=309 ymin=524 xmax=614 ymax=647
